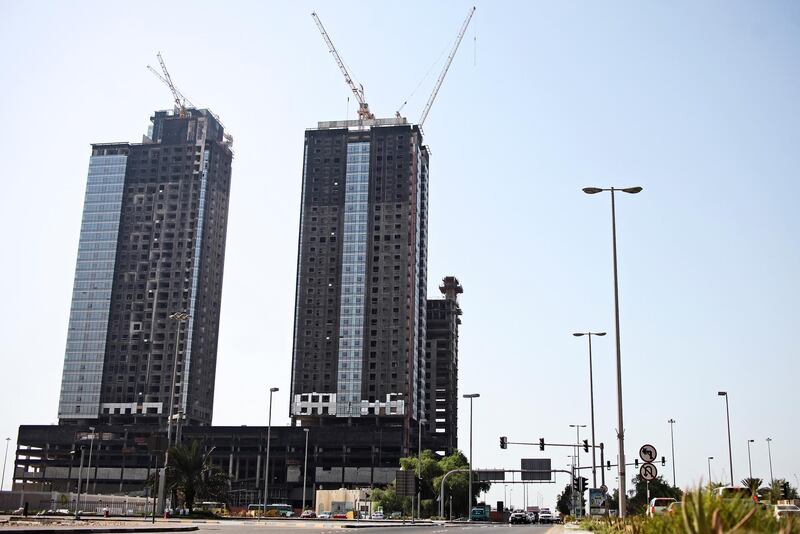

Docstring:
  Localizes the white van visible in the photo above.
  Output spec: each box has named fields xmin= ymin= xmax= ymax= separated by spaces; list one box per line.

xmin=647 ymin=498 xmax=676 ymax=517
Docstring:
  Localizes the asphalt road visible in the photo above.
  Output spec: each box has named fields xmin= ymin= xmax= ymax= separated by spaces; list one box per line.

xmin=0 ymin=518 xmax=578 ymax=534
xmin=190 ymin=522 xmax=572 ymax=534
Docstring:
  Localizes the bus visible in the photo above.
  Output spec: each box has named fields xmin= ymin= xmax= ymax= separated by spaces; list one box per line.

xmin=247 ymin=503 xmax=294 ymax=517
xmin=196 ymin=502 xmax=228 ymax=515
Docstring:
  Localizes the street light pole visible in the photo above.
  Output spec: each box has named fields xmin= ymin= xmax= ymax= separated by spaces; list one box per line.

xmin=302 ymin=428 xmax=310 ymax=512
xmin=463 ymin=393 xmax=479 ymax=519
xmin=1 ymin=438 xmax=10 ymax=492
xmin=167 ymin=312 xmax=190 ymax=448
xmin=567 ymin=459 xmax=576 ymax=517
xmin=570 ymin=424 xmax=586 ymax=517
xmin=582 ymin=185 xmax=641 ymax=518
xmin=73 ymin=446 xmax=85 ymax=518
xmin=417 ymin=416 xmax=423 ymax=520
xmin=263 ymin=387 xmax=279 ymax=517
xmin=766 ymin=438 xmax=774 ymax=485
xmin=160 ymin=311 xmax=189 ymax=513
xmin=707 ymin=457 xmax=714 ymax=484
xmin=86 ymin=427 xmax=95 ymax=505
xmin=667 ymin=419 xmax=676 ymax=487
xmin=718 ymin=392 xmax=734 ymax=486
xmin=747 ymin=439 xmax=754 ymax=479
xmin=573 ymin=332 xmax=605 ymax=488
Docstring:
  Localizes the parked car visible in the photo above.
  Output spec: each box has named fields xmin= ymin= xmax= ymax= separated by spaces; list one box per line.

xmin=300 ymin=510 xmax=316 ymax=518
xmin=648 ymin=497 xmax=677 ymax=517
xmin=332 ymin=512 xmax=348 ymax=519
xmin=470 ymin=506 xmax=490 ymax=521
xmin=318 ymin=511 xmax=332 ymax=519
xmin=666 ymin=501 xmax=682 ymax=515
xmin=775 ymin=504 xmax=800 ymax=520
xmin=388 ymin=511 xmax=402 ymax=519
xmin=370 ymin=511 xmax=384 ymax=520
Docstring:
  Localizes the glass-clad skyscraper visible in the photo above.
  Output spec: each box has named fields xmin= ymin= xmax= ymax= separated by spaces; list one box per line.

xmin=58 ymin=108 xmax=233 ymax=427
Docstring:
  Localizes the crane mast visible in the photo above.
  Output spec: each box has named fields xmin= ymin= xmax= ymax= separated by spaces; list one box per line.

xmin=311 ymin=12 xmax=374 ymax=120
xmin=418 ymin=6 xmax=475 ymax=127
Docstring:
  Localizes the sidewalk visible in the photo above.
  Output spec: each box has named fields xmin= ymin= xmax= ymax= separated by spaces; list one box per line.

xmin=0 ymin=518 xmax=199 ymax=534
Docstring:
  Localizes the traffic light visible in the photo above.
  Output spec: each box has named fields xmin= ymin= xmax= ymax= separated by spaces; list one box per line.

xmin=661 ymin=456 xmax=666 ymax=466
xmin=500 ymin=436 xmax=508 ymax=449
xmin=607 ymin=460 xmax=611 ymax=470
xmin=539 ymin=438 xmax=545 ymax=451
xmin=635 ymin=459 xmax=639 ymax=468
xmin=573 ymin=477 xmax=588 ymax=492
xmin=583 ymin=439 xmax=589 ymax=453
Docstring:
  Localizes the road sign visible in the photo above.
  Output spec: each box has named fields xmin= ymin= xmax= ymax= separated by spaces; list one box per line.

xmin=476 ymin=470 xmax=505 ymax=481
xmin=395 ymin=470 xmax=416 ymax=497
xmin=640 ymin=463 xmax=658 ymax=481
xmin=589 ymin=488 xmax=607 ymax=517
xmin=521 ymin=458 xmax=552 ymax=481
xmin=639 ymin=444 xmax=657 ymax=463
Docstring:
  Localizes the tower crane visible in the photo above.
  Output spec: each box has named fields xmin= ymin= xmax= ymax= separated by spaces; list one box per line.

xmin=418 ymin=6 xmax=475 ymax=127
xmin=147 ymin=52 xmax=194 ymax=118
xmin=311 ymin=12 xmax=375 ymax=120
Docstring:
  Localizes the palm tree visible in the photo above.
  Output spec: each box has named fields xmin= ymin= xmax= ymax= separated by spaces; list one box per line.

xmin=167 ymin=441 xmax=229 ymax=512
xmin=740 ymin=477 xmax=762 ymax=497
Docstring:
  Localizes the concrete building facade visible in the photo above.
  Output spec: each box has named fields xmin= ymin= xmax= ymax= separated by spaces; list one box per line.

xmin=424 ymin=277 xmax=463 ymax=456
xmin=13 ymin=424 xmax=404 ymax=508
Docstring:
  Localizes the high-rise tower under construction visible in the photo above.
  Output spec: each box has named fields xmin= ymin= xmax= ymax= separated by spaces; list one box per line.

xmin=290 ymin=117 xmax=429 ymax=445
xmin=57 ymin=108 xmax=233 ymax=427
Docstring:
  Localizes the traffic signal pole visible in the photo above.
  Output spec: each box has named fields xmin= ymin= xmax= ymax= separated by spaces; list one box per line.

xmin=501 ymin=438 xmax=607 ymax=517
xmin=503 ymin=439 xmax=601 ymax=451
xmin=438 ymin=468 xmax=576 ymax=518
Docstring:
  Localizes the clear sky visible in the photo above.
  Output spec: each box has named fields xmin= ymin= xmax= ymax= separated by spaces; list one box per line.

xmin=1 ymin=0 xmax=798 ymax=508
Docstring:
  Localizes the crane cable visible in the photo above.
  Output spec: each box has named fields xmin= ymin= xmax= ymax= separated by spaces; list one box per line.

xmin=395 ymin=43 xmax=450 ymax=116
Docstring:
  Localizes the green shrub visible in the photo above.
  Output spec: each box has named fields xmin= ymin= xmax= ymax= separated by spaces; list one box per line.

xmin=578 ymin=488 xmax=799 ymax=534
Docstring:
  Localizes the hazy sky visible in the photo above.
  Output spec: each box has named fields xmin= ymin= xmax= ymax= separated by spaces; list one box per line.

xmin=1 ymin=0 xmax=799 ymax=508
